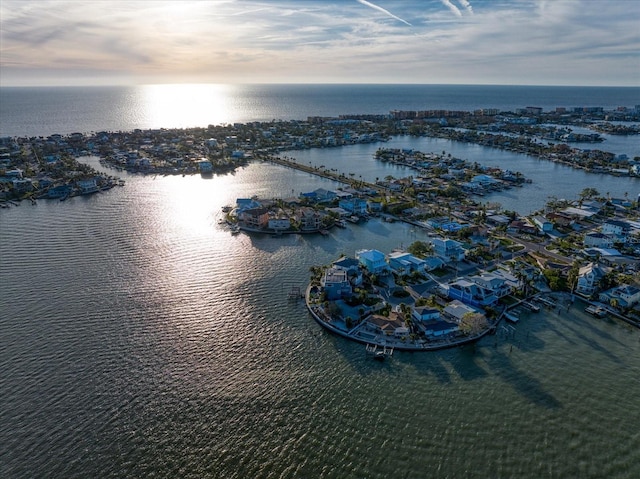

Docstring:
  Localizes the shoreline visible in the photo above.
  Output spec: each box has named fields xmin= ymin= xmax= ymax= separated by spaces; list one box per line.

xmin=305 ymin=283 xmax=495 ymax=352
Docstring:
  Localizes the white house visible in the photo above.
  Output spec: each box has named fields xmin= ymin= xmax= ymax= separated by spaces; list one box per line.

xmin=575 ymin=263 xmax=606 ymax=296
xmin=599 ymin=285 xmax=640 ymax=308
xmin=422 ymin=319 xmax=459 ymax=337
xmin=387 ymin=252 xmax=427 ymax=275
xmin=470 ymin=272 xmax=512 ymax=298
xmin=268 ymin=218 xmax=290 ymax=230
xmin=412 ymin=307 xmax=440 ymax=322
xmin=443 ymin=300 xmax=484 ymax=322
xmin=431 ymin=238 xmax=465 ymax=263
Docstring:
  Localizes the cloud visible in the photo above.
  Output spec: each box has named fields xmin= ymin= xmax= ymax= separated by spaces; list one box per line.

xmin=356 ymin=0 xmax=412 ymax=26
xmin=0 ymin=0 xmax=638 ymax=86
xmin=457 ymin=0 xmax=473 ymax=15
xmin=440 ymin=0 xmax=462 ymax=17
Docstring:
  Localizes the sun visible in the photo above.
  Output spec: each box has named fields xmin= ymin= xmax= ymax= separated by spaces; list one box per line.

xmin=140 ymin=83 xmax=234 ymax=129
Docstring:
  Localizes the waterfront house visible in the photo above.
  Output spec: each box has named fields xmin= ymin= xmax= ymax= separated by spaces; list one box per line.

xmin=240 ymin=207 xmax=269 ymax=229
xmin=332 ymin=257 xmax=363 ymax=286
xmin=299 ymin=208 xmax=323 ymax=231
xmin=236 ymin=198 xmax=262 ymax=213
xmin=367 ymin=200 xmax=383 ymax=213
xmin=575 ymin=262 xmax=606 ymax=296
xmin=431 ymin=238 xmax=465 ymax=263
xmin=598 ymin=284 xmax=640 ymax=308
xmin=443 ymin=300 xmax=484 ymax=322
xmin=355 ymin=249 xmax=390 ymax=275
xmin=470 ymin=272 xmax=512 ymax=298
xmin=268 ymin=218 xmax=291 ymax=231
xmin=443 ymin=279 xmax=498 ymax=307
xmin=339 ymin=198 xmax=367 ymax=215
xmin=364 ymin=313 xmax=409 ymax=337
xmin=198 ymin=160 xmax=213 ymax=173
xmin=76 ymin=178 xmax=98 ymax=194
xmin=412 ymin=307 xmax=440 ymax=322
xmin=321 ymin=267 xmax=352 ymax=300
xmin=300 ymin=188 xmax=337 ymax=203
xmin=387 ymin=251 xmax=427 ymax=276
xmin=11 ymin=178 xmax=33 ymax=193
xmin=47 ymin=185 xmax=72 ymax=199
xmin=422 ymin=319 xmax=459 ymax=338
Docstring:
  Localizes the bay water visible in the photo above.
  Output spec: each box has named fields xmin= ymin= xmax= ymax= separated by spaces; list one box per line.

xmin=1 ymin=85 xmax=640 ymax=478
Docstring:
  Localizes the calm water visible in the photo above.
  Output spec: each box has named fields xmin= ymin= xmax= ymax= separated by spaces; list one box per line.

xmin=1 ymin=160 xmax=640 ymax=478
xmin=285 ymin=135 xmax=639 ymax=214
xmin=1 ymin=84 xmax=639 ymax=137
xmin=1 ymin=85 xmax=640 ymax=478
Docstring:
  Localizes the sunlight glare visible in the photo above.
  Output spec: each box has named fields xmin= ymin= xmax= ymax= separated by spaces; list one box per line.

xmin=140 ymin=84 xmax=234 ymax=129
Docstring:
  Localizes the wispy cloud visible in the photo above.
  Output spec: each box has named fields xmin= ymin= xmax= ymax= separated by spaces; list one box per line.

xmin=440 ymin=0 xmax=462 ymax=17
xmin=457 ymin=0 xmax=473 ymax=15
xmin=0 ymin=0 xmax=638 ymax=86
xmin=356 ymin=0 xmax=412 ymax=26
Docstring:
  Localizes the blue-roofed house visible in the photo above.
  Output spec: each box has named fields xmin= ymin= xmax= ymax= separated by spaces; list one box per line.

xmin=355 ymin=249 xmax=390 ymax=275
xmin=236 ymin=198 xmax=262 ymax=212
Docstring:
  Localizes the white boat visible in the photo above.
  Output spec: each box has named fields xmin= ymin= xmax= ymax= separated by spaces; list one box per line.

xmin=505 ymin=311 xmax=520 ymax=323
xmin=585 ymin=305 xmax=607 ymax=318
xmin=523 ymin=301 xmax=540 ymax=312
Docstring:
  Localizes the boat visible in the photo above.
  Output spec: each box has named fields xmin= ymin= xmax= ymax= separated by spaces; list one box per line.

xmin=373 ymin=350 xmax=387 ymax=361
xmin=366 ymin=343 xmax=393 ymax=360
xmin=505 ymin=311 xmax=520 ymax=323
xmin=523 ymin=301 xmax=540 ymax=312
xmin=585 ymin=305 xmax=607 ymax=318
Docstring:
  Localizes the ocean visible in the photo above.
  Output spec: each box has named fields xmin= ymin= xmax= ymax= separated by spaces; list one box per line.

xmin=1 ymin=85 xmax=640 ymax=478
xmin=1 ymin=83 xmax=639 ymax=137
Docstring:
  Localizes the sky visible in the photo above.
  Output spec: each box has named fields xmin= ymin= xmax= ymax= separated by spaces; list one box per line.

xmin=1 ymin=0 xmax=639 ymax=87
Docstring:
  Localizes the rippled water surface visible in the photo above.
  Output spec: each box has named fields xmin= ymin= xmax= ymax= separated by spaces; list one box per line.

xmin=1 ymin=162 xmax=640 ymax=478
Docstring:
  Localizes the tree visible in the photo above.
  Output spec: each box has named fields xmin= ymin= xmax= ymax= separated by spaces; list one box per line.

xmin=460 ymin=312 xmax=488 ymax=336
xmin=407 ymin=240 xmax=433 ymax=258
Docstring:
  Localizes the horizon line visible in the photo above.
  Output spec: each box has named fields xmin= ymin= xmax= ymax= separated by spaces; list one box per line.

xmin=1 ymin=81 xmax=639 ymax=89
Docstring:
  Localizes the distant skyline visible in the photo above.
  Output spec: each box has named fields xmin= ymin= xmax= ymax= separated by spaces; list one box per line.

xmin=1 ymin=0 xmax=639 ymax=87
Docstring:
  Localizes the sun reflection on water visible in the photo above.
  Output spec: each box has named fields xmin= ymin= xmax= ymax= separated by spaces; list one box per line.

xmin=139 ymin=83 xmax=235 ymax=129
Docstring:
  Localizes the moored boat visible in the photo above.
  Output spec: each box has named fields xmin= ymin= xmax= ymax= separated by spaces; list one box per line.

xmin=505 ymin=311 xmax=520 ymax=323
xmin=585 ymin=305 xmax=607 ymax=318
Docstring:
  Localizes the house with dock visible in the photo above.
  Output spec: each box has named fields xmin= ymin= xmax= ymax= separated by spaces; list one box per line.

xmin=321 ymin=268 xmax=352 ymax=300
xmin=442 ymin=279 xmax=498 ymax=307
